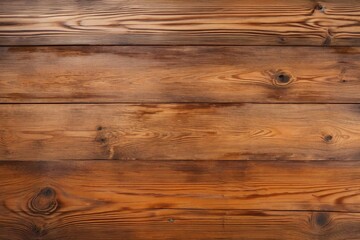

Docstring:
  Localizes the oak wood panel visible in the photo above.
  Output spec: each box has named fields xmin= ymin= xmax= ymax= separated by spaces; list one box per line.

xmin=1 ymin=0 xmax=360 ymax=46
xmin=1 ymin=104 xmax=360 ymax=161
xmin=1 ymin=46 xmax=360 ymax=103
xmin=0 ymin=160 xmax=360 ymax=239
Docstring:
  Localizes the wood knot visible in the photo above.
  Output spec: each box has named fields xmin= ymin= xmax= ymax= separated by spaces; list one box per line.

xmin=278 ymin=37 xmax=285 ymax=43
xmin=315 ymin=3 xmax=325 ymax=12
xmin=29 ymin=187 xmax=58 ymax=215
xmin=31 ymin=224 xmax=47 ymax=237
xmin=311 ymin=212 xmax=330 ymax=228
xmin=323 ymin=134 xmax=333 ymax=143
xmin=168 ymin=218 xmax=175 ymax=223
xmin=273 ymin=71 xmax=294 ymax=86
xmin=323 ymin=29 xmax=333 ymax=46
xmin=95 ymin=126 xmax=110 ymax=144
xmin=97 ymin=137 xmax=107 ymax=143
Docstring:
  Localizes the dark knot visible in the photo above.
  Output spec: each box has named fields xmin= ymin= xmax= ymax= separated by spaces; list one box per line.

xmin=273 ymin=70 xmax=294 ymax=86
xmin=28 ymin=187 xmax=58 ymax=215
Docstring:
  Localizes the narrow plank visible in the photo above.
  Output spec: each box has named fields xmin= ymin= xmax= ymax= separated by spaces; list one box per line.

xmin=0 ymin=160 xmax=360 ymax=239
xmin=1 ymin=46 xmax=360 ymax=103
xmin=0 ymin=0 xmax=360 ymax=46
xmin=1 ymin=104 xmax=360 ymax=160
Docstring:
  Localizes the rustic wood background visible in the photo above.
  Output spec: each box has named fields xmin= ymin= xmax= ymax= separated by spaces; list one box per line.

xmin=1 ymin=0 xmax=360 ymax=239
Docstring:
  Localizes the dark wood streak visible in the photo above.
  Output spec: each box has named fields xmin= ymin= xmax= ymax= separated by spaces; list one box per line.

xmin=0 ymin=0 xmax=360 ymax=45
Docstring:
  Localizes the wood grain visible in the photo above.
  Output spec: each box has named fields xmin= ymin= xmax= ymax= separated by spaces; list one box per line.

xmin=1 ymin=46 xmax=360 ymax=103
xmin=2 ymin=211 xmax=360 ymax=240
xmin=1 ymin=0 xmax=360 ymax=46
xmin=0 ymin=160 xmax=360 ymax=239
xmin=2 ymin=0 xmax=360 ymax=238
xmin=1 ymin=104 xmax=360 ymax=161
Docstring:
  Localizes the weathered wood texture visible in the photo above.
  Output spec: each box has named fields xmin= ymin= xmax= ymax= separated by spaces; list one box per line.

xmin=0 ymin=160 xmax=360 ymax=240
xmin=1 ymin=0 xmax=360 ymax=46
xmin=1 ymin=104 xmax=360 ymax=161
xmin=3 ymin=211 xmax=360 ymax=240
xmin=1 ymin=46 xmax=360 ymax=103
xmin=1 ymin=0 xmax=360 ymax=238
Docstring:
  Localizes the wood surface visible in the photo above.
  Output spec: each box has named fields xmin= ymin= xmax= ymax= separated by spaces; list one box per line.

xmin=2 ymin=211 xmax=360 ymax=240
xmin=1 ymin=0 xmax=360 ymax=46
xmin=1 ymin=104 xmax=360 ymax=161
xmin=1 ymin=0 xmax=360 ymax=239
xmin=1 ymin=46 xmax=360 ymax=103
xmin=0 ymin=160 xmax=360 ymax=240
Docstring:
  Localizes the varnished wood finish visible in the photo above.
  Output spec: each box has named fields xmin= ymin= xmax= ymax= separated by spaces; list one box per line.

xmin=0 ymin=160 xmax=360 ymax=239
xmin=1 ymin=0 xmax=360 ymax=46
xmin=1 ymin=46 xmax=360 ymax=103
xmin=2 ymin=212 xmax=360 ymax=240
xmin=1 ymin=0 xmax=360 ymax=238
xmin=1 ymin=104 xmax=360 ymax=161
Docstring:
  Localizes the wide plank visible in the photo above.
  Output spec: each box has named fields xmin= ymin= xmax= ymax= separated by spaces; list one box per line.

xmin=1 ymin=46 xmax=360 ymax=103
xmin=1 ymin=104 xmax=360 ymax=160
xmin=0 ymin=160 xmax=360 ymax=239
xmin=0 ymin=0 xmax=360 ymax=46
xmin=1 ymin=210 xmax=360 ymax=240
xmin=0 ymin=210 xmax=360 ymax=240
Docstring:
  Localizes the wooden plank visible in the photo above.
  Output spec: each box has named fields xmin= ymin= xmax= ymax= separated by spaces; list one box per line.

xmin=1 ymin=46 xmax=360 ymax=103
xmin=0 ymin=160 xmax=360 ymax=239
xmin=0 ymin=210 xmax=360 ymax=240
xmin=1 ymin=104 xmax=360 ymax=161
xmin=1 ymin=210 xmax=360 ymax=240
xmin=0 ymin=0 xmax=360 ymax=46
